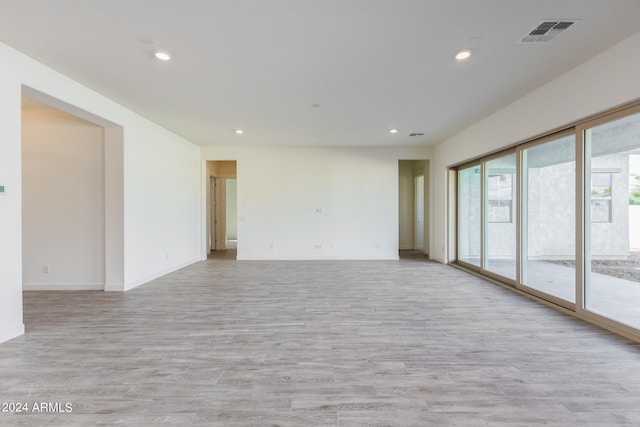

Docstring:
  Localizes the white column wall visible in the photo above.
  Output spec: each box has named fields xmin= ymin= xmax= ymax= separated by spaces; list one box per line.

xmin=0 ymin=67 xmax=25 ymax=343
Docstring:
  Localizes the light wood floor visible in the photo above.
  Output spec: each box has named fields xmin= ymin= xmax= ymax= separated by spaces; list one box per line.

xmin=2 ymin=252 xmax=640 ymax=426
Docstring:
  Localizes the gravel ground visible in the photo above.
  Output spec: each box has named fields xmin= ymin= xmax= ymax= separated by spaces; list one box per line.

xmin=549 ymin=251 xmax=640 ymax=283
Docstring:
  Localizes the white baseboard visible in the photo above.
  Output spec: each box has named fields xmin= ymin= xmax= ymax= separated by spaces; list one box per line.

xmin=23 ymin=283 xmax=104 ymax=291
xmin=237 ymin=255 xmax=400 ymax=261
xmin=429 ymin=255 xmax=446 ymax=263
xmin=0 ymin=324 xmax=25 ymax=344
xmin=104 ymin=282 xmax=125 ymax=292
xmin=123 ymin=258 xmax=200 ymax=292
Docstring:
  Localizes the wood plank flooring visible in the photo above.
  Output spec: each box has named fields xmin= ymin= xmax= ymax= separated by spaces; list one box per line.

xmin=1 ymin=252 xmax=640 ymax=426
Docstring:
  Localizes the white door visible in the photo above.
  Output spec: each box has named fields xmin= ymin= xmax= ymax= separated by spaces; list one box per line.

xmin=210 ymin=177 xmax=217 ymax=251
xmin=415 ymin=175 xmax=424 ymax=251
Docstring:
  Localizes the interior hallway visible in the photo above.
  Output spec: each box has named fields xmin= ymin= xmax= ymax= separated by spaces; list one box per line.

xmin=2 ymin=255 xmax=640 ymax=426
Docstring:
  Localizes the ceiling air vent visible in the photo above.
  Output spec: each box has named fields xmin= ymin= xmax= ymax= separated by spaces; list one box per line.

xmin=409 ymin=132 xmax=424 ymax=137
xmin=520 ymin=21 xmax=576 ymax=43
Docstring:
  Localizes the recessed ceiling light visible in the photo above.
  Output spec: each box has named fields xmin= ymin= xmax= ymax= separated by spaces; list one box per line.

xmin=389 ymin=129 xmax=399 ymax=134
xmin=234 ymin=129 xmax=244 ymax=134
xmin=455 ymin=49 xmax=472 ymax=61
xmin=153 ymin=50 xmax=172 ymax=61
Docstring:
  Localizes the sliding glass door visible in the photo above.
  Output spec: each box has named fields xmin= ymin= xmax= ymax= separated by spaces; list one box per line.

xmin=484 ymin=153 xmax=517 ymax=280
xmin=584 ymin=111 xmax=640 ymax=328
xmin=458 ymin=165 xmax=481 ymax=267
xmin=456 ymin=154 xmax=517 ymax=282
xmin=521 ymin=134 xmax=576 ymax=304
xmin=454 ymin=102 xmax=640 ymax=339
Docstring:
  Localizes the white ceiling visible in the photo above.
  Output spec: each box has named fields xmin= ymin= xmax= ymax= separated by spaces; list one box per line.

xmin=2 ymin=1 xmax=640 ymax=147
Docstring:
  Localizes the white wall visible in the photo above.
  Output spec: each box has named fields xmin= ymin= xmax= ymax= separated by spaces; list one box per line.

xmin=226 ymin=179 xmax=238 ymax=240
xmin=123 ymin=123 xmax=201 ymax=289
xmin=22 ymin=109 xmax=105 ymax=290
xmin=0 ymin=41 xmax=201 ymax=343
xmin=202 ymin=146 xmax=432 ymax=260
xmin=431 ymin=31 xmax=640 ymax=263
xmin=0 ymin=60 xmax=24 ymax=343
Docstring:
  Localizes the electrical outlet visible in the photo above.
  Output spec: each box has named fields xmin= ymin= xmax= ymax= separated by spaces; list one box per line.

xmin=314 ymin=243 xmax=322 ymax=250
xmin=42 ymin=265 xmax=49 ymax=274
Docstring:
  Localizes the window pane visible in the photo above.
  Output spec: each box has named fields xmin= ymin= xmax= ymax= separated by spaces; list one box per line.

xmin=522 ymin=135 xmax=576 ymax=303
xmin=585 ymin=112 xmax=640 ymax=328
xmin=485 ymin=154 xmax=516 ymax=280
xmin=458 ymin=165 xmax=481 ymax=266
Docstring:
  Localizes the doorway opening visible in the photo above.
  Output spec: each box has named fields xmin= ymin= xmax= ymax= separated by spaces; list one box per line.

xmin=21 ymin=87 xmax=124 ymax=292
xmin=206 ymin=161 xmax=238 ymax=259
xmin=399 ymin=160 xmax=429 ymax=258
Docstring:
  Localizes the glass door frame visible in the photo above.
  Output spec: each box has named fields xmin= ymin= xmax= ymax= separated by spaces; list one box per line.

xmin=515 ymin=129 xmax=577 ymax=311
xmin=455 ymin=161 xmax=483 ymax=271
xmin=575 ymin=103 xmax=640 ymax=339
xmin=481 ymin=149 xmax=518 ymax=286
xmin=455 ymin=150 xmax=518 ymax=287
